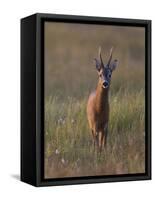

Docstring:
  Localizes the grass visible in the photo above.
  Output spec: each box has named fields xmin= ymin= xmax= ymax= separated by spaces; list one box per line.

xmin=45 ymin=89 xmax=145 ymax=178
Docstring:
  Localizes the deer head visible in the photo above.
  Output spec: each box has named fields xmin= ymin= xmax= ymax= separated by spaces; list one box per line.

xmin=94 ymin=47 xmax=118 ymax=89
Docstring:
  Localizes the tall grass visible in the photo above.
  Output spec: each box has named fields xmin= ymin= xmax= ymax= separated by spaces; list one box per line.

xmin=45 ymin=89 xmax=145 ymax=178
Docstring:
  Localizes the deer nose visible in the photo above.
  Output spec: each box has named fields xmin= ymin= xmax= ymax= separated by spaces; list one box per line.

xmin=103 ymin=81 xmax=109 ymax=88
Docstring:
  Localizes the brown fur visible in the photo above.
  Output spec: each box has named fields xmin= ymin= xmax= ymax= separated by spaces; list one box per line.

xmin=87 ymin=79 xmax=109 ymax=152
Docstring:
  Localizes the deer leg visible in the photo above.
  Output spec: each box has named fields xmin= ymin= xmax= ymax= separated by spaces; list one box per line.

xmin=94 ymin=132 xmax=99 ymax=151
xmin=91 ymin=129 xmax=95 ymax=152
xmin=103 ymin=124 xmax=108 ymax=148
xmin=98 ymin=131 xmax=104 ymax=153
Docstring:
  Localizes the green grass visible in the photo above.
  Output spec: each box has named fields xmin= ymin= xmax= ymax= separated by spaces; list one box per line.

xmin=45 ymin=89 xmax=145 ymax=178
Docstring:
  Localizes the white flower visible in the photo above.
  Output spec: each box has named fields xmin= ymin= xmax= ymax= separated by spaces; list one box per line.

xmin=58 ymin=117 xmax=63 ymax=124
xmin=61 ymin=158 xmax=65 ymax=164
xmin=55 ymin=149 xmax=60 ymax=155
xmin=58 ymin=117 xmax=65 ymax=125
xmin=71 ymin=119 xmax=75 ymax=124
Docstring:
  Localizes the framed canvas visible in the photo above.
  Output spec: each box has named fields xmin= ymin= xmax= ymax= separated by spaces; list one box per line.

xmin=21 ymin=13 xmax=151 ymax=187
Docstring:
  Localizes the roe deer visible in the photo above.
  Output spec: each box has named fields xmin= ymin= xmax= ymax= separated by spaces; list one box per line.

xmin=87 ymin=47 xmax=118 ymax=152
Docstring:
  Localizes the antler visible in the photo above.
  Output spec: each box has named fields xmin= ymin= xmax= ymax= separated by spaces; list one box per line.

xmin=107 ymin=47 xmax=113 ymax=66
xmin=99 ymin=46 xmax=104 ymax=68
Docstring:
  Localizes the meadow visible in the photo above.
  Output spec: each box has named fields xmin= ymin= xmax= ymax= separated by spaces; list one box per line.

xmin=44 ymin=22 xmax=145 ymax=178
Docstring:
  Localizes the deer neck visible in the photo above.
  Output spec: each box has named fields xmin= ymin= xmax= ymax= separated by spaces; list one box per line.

xmin=95 ymin=80 xmax=109 ymax=112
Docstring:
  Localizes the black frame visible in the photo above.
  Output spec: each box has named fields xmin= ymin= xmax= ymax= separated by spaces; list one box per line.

xmin=21 ymin=13 xmax=151 ymax=187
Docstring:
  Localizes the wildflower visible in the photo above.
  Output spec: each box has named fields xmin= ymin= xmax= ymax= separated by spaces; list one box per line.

xmin=55 ymin=149 xmax=60 ymax=155
xmin=58 ymin=117 xmax=63 ymax=125
xmin=61 ymin=158 xmax=65 ymax=164
xmin=71 ymin=119 xmax=75 ymax=124
xmin=57 ymin=117 xmax=66 ymax=125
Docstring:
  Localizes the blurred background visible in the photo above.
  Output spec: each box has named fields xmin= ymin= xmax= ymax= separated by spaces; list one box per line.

xmin=45 ymin=22 xmax=145 ymax=100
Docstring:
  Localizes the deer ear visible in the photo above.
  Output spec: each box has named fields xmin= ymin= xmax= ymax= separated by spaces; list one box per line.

xmin=110 ymin=59 xmax=118 ymax=71
xmin=94 ymin=58 xmax=101 ymax=71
